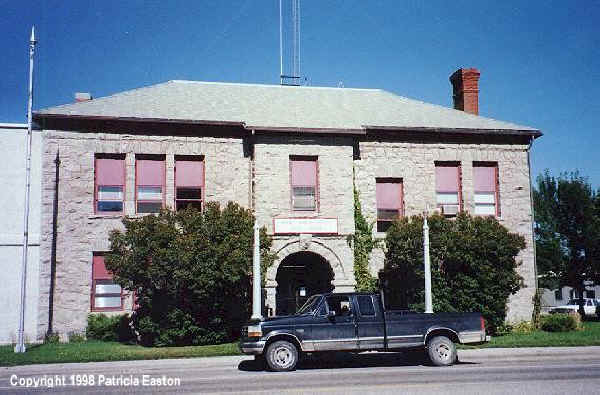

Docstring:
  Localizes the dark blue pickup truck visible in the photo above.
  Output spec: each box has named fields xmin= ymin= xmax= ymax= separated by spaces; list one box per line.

xmin=240 ymin=292 xmax=489 ymax=371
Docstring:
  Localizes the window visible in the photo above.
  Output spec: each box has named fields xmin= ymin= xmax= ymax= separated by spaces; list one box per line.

xmin=376 ymin=178 xmax=403 ymax=232
xmin=290 ymin=157 xmax=318 ymax=211
xmin=555 ymin=289 xmax=563 ymax=301
xmin=326 ymin=295 xmax=352 ymax=317
xmin=473 ymin=162 xmax=499 ymax=216
xmin=175 ymin=157 xmax=204 ymax=211
xmin=587 ymin=290 xmax=596 ymax=299
xmin=357 ymin=295 xmax=375 ymax=316
xmin=95 ymin=155 xmax=125 ymax=213
xmin=91 ymin=255 xmax=122 ymax=311
xmin=435 ymin=162 xmax=462 ymax=216
xmin=136 ymin=157 xmax=165 ymax=213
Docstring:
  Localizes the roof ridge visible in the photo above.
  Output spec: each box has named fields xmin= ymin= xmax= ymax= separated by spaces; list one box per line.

xmin=169 ymin=79 xmax=383 ymax=92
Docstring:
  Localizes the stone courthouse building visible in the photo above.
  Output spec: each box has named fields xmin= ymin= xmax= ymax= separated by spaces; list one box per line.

xmin=31 ymin=68 xmax=541 ymax=339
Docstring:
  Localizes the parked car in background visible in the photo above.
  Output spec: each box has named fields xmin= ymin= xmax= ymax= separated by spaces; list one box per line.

xmin=550 ymin=298 xmax=598 ymax=317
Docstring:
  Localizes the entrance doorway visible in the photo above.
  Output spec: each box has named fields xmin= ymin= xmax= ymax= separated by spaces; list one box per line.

xmin=275 ymin=251 xmax=334 ymax=315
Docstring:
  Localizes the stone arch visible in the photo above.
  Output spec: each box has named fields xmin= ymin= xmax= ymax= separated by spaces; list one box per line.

xmin=267 ymin=238 xmax=347 ymax=285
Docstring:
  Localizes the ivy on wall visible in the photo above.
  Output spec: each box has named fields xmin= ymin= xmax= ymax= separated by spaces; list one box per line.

xmin=347 ymin=184 xmax=379 ymax=292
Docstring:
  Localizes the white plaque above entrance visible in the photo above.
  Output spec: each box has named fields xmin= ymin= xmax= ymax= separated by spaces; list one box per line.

xmin=273 ymin=217 xmax=338 ymax=235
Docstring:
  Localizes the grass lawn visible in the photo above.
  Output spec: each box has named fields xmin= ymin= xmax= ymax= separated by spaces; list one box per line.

xmin=460 ymin=321 xmax=600 ymax=349
xmin=0 ymin=341 xmax=241 ymax=367
xmin=3 ymin=322 xmax=600 ymax=367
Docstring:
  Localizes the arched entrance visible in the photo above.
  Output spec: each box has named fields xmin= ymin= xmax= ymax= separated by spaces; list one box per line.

xmin=275 ymin=251 xmax=334 ymax=315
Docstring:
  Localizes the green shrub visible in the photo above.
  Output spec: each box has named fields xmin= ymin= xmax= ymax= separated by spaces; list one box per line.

xmin=87 ymin=314 xmax=134 ymax=342
xmin=44 ymin=332 xmax=60 ymax=344
xmin=106 ymin=203 xmax=276 ymax=347
xmin=511 ymin=321 xmax=536 ymax=334
xmin=540 ymin=313 xmax=578 ymax=332
xmin=68 ymin=332 xmax=86 ymax=343
xmin=380 ymin=213 xmax=526 ymax=334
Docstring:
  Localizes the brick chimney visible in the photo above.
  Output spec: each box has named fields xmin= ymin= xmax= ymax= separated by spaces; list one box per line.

xmin=449 ymin=68 xmax=480 ymax=115
xmin=75 ymin=92 xmax=92 ymax=102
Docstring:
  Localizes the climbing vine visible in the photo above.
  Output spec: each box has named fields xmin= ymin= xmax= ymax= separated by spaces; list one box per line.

xmin=347 ymin=184 xmax=379 ymax=292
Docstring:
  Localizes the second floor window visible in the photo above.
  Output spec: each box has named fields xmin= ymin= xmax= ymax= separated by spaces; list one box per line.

xmin=290 ymin=157 xmax=318 ymax=211
xmin=136 ymin=157 xmax=165 ymax=213
xmin=376 ymin=178 xmax=403 ymax=232
xmin=473 ymin=162 xmax=499 ymax=216
xmin=175 ymin=157 xmax=204 ymax=211
xmin=95 ymin=155 xmax=125 ymax=213
xmin=435 ymin=162 xmax=462 ymax=216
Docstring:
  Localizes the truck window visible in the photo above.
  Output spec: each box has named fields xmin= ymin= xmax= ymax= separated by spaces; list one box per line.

xmin=326 ymin=295 xmax=353 ymax=317
xmin=357 ymin=295 xmax=375 ymax=316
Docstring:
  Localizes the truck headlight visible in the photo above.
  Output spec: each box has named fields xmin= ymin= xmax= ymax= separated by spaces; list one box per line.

xmin=247 ymin=325 xmax=262 ymax=338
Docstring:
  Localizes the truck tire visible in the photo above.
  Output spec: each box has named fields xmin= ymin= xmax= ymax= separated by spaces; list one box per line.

xmin=426 ymin=335 xmax=456 ymax=367
xmin=265 ymin=340 xmax=299 ymax=372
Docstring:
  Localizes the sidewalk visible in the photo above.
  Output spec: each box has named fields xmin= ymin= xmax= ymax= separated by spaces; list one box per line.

xmin=3 ymin=346 xmax=599 ymax=373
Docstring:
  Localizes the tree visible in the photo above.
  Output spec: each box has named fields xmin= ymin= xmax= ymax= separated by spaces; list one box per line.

xmin=380 ymin=213 xmax=525 ymax=333
xmin=534 ymin=171 xmax=600 ymax=316
xmin=105 ymin=202 xmax=276 ymax=346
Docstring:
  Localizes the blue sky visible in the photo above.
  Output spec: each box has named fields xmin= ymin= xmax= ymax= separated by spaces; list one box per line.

xmin=2 ymin=1 xmax=599 ymax=187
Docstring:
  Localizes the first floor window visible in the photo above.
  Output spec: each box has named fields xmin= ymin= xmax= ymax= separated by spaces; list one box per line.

xmin=95 ymin=155 xmax=125 ymax=213
xmin=376 ymin=178 xmax=403 ymax=232
xmin=435 ymin=162 xmax=461 ymax=216
xmin=136 ymin=157 xmax=165 ymax=213
xmin=290 ymin=157 xmax=318 ymax=211
xmin=175 ymin=157 xmax=204 ymax=211
xmin=91 ymin=255 xmax=122 ymax=311
xmin=473 ymin=162 xmax=499 ymax=216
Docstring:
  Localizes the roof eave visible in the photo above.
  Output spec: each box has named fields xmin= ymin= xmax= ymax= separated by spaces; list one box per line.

xmin=363 ymin=125 xmax=543 ymax=138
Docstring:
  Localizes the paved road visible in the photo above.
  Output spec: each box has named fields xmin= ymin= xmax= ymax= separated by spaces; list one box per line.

xmin=2 ymin=347 xmax=600 ymax=394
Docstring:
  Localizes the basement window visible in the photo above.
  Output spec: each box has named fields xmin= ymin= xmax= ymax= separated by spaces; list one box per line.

xmin=91 ymin=254 xmax=122 ymax=311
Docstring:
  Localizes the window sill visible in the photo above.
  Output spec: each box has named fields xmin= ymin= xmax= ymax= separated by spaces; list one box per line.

xmin=89 ymin=214 xmax=124 ymax=220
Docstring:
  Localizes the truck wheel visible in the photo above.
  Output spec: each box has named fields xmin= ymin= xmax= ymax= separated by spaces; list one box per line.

xmin=426 ymin=336 xmax=456 ymax=367
xmin=265 ymin=340 xmax=299 ymax=372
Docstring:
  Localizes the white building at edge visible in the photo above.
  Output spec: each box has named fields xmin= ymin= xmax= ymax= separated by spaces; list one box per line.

xmin=0 ymin=123 xmax=42 ymax=344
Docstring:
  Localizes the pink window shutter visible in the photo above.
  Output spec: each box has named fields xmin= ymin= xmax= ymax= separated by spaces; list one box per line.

xmin=136 ymin=160 xmax=164 ymax=186
xmin=291 ymin=161 xmax=317 ymax=186
xmin=93 ymin=256 xmax=112 ymax=280
xmin=474 ymin=166 xmax=496 ymax=192
xmin=376 ymin=183 xmax=402 ymax=209
xmin=176 ymin=161 xmax=204 ymax=187
xmin=435 ymin=166 xmax=459 ymax=192
xmin=96 ymin=159 xmax=124 ymax=186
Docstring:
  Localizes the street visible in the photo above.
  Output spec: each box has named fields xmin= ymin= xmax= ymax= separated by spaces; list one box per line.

xmin=2 ymin=347 xmax=600 ymax=394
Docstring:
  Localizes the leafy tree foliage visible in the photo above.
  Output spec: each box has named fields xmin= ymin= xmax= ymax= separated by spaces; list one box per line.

xmin=534 ymin=171 xmax=600 ymax=315
xmin=105 ymin=202 xmax=276 ymax=346
xmin=380 ymin=213 xmax=525 ymax=333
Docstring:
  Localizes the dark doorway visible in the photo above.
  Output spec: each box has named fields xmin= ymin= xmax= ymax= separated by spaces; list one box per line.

xmin=276 ymin=251 xmax=334 ymax=315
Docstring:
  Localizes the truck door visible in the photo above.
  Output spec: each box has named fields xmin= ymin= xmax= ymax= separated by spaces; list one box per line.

xmin=354 ymin=294 xmax=385 ymax=350
xmin=311 ymin=295 xmax=358 ymax=351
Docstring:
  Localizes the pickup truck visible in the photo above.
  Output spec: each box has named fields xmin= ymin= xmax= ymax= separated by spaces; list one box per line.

xmin=240 ymin=292 xmax=489 ymax=371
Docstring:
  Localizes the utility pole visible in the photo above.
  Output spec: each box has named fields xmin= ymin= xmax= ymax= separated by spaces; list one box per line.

xmin=423 ymin=210 xmax=433 ymax=314
xmin=251 ymin=221 xmax=262 ymax=320
xmin=15 ymin=26 xmax=37 ymax=353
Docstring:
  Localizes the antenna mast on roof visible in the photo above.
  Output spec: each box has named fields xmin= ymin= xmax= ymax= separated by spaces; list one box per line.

xmin=280 ymin=0 xmax=301 ymax=86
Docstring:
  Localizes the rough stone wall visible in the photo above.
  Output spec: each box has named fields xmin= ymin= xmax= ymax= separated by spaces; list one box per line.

xmin=355 ymin=137 xmax=536 ymax=322
xmin=254 ymin=135 xmax=356 ymax=313
xmin=37 ymin=130 xmax=249 ymax=338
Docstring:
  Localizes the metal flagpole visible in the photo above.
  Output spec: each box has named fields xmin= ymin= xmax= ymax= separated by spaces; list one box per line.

xmin=251 ymin=220 xmax=262 ymax=320
xmin=15 ymin=26 xmax=37 ymax=353
xmin=423 ymin=211 xmax=433 ymax=314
